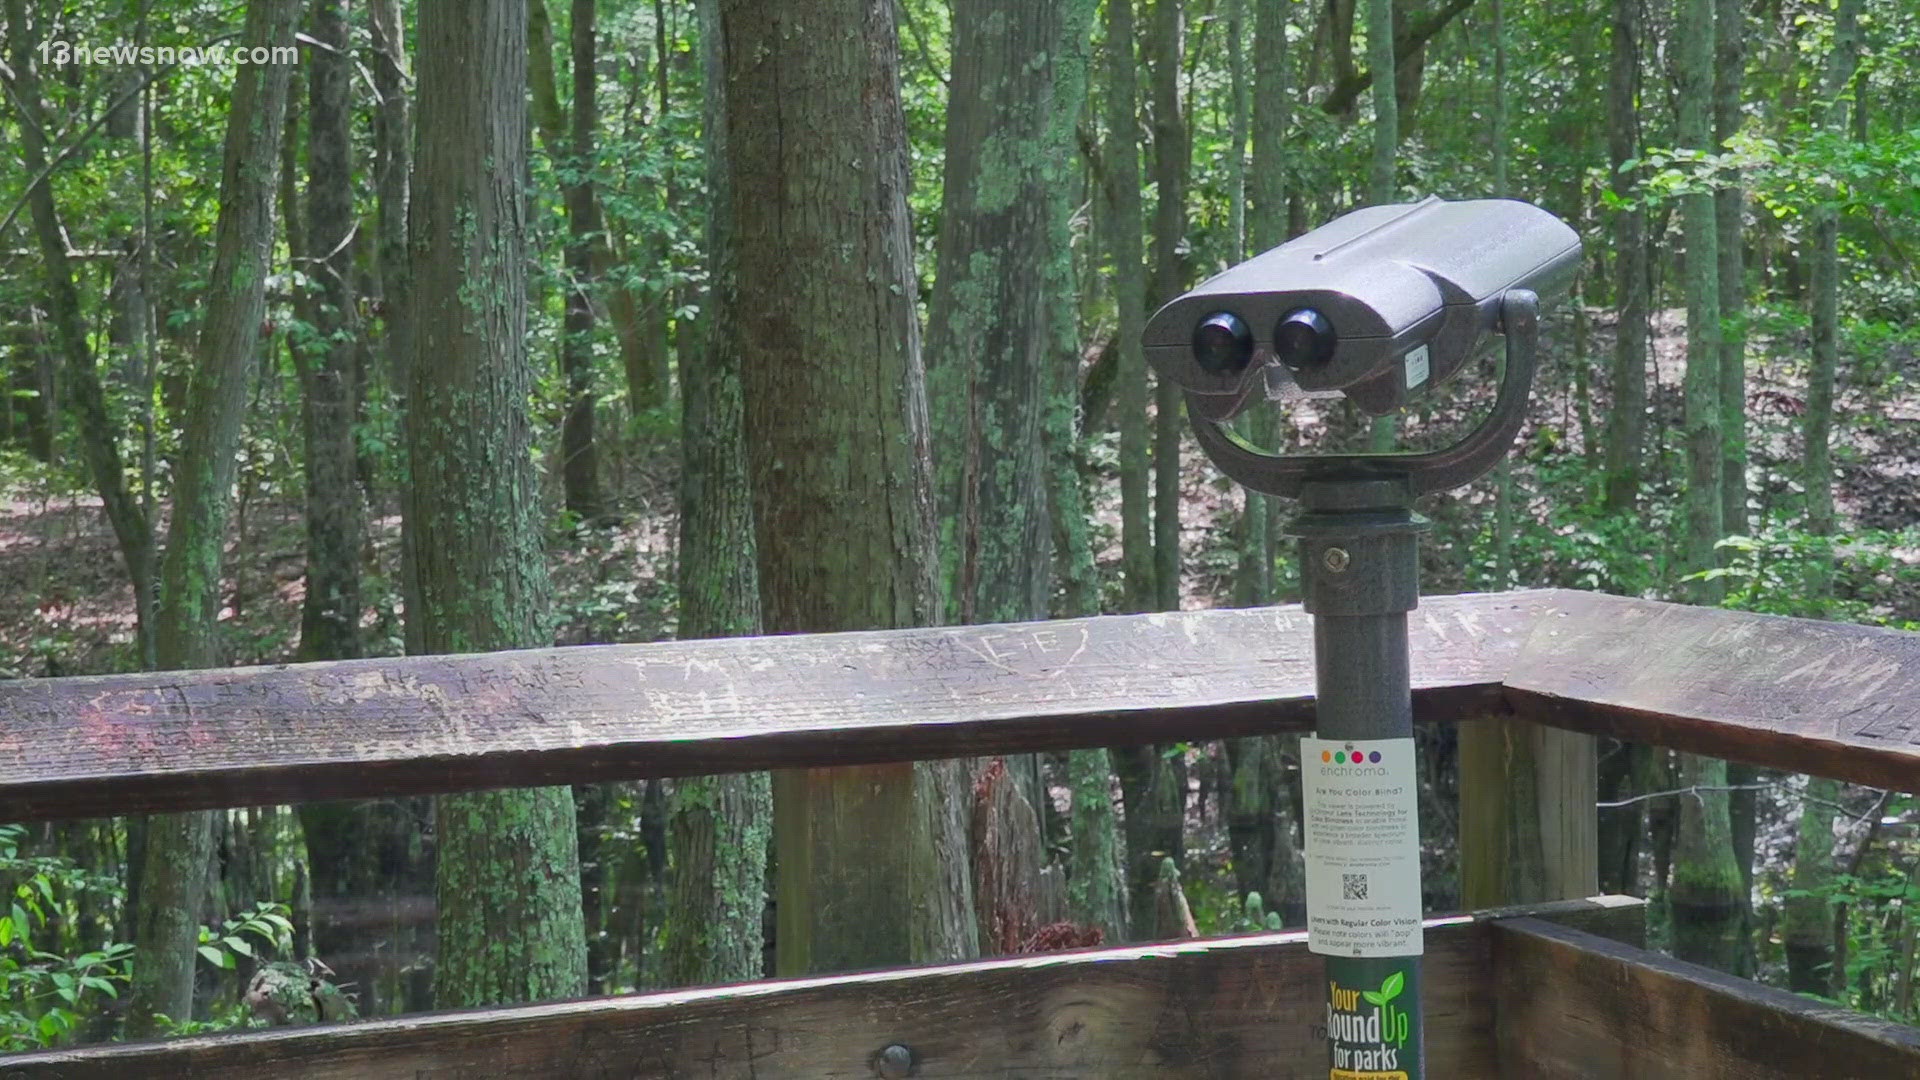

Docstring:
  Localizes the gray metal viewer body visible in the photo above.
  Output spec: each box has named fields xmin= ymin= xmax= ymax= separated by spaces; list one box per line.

xmin=1143 ymin=196 xmax=1579 ymax=1080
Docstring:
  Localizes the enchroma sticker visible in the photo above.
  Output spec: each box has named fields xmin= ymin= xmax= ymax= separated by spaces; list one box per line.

xmin=1301 ymin=736 xmax=1423 ymax=958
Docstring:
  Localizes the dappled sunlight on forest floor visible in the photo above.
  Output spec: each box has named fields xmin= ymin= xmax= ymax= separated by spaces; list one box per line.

xmin=0 ymin=306 xmax=1915 ymax=679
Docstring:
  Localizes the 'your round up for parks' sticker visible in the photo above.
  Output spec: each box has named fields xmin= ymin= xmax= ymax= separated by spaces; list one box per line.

xmin=1302 ymin=736 xmax=1423 ymax=958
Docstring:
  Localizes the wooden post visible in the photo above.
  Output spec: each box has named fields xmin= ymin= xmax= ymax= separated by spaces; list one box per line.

xmin=1459 ymin=714 xmax=1598 ymax=908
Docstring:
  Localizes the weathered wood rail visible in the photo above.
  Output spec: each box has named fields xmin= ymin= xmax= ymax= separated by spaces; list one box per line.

xmin=2 ymin=588 xmax=1915 ymax=823
xmin=1 ymin=587 xmax=1917 ymax=1077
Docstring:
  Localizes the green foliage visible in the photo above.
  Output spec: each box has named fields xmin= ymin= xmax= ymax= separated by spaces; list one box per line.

xmin=0 ymin=824 xmax=131 ymax=1050
xmin=193 ymin=901 xmax=293 ymax=973
xmin=1186 ymin=879 xmax=1284 ymax=937
xmin=1697 ymin=526 xmax=1920 ymax=624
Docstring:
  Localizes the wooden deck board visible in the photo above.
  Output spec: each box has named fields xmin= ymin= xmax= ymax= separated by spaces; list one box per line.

xmin=1493 ymin=916 xmax=1920 ymax=1077
xmin=0 ymin=899 xmax=1643 ymax=1079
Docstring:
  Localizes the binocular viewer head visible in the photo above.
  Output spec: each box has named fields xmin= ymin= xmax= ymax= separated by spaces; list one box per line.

xmin=1145 ymin=196 xmax=1581 ymax=420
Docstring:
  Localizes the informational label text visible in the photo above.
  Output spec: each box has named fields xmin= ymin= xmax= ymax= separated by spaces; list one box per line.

xmin=1302 ymin=736 xmax=1423 ymax=958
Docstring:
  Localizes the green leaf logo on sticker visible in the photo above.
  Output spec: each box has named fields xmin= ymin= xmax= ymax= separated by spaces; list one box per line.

xmin=1362 ymin=970 xmax=1406 ymax=1007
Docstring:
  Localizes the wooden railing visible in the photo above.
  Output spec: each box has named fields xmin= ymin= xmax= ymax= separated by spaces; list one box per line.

xmin=0 ymin=587 xmax=1917 ymax=1077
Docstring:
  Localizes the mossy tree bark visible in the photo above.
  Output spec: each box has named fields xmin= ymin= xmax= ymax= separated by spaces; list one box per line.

xmin=1713 ymin=0 xmax=1748 ymax=541
xmin=1601 ymin=0 xmax=1648 ymax=514
xmin=1669 ymin=756 xmax=1747 ymax=974
xmin=1113 ymin=743 xmax=1186 ymax=941
xmin=296 ymin=0 xmax=364 ymax=663
xmin=1248 ymin=0 xmax=1286 ymax=258
xmin=662 ymin=0 xmax=772 ymax=989
xmin=1785 ymin=0 xmax=1861 ymax=999
xmin=119 ymin=0 xmax=304 ymax=1035
xmin=1667 ymin=0 xmax=1744 ymax=979
xmin=408 ymin=0 xmax=587 ymax=1008
xmin=1145 ymin=0 xmax=1188 ymax=612
xmin=1676 ymin=0 xmax=1722 ymax=600
xmin=368 ymin=0 xmax=420 ymax=655
xmin=1066 ymin=748 xmax=1130 ymax=942
xmin=1595 ymin=0 xmax=1652 ymax=883
xmin=1104 ymin=0 xmax=1154 ymax=614
xmin=719 ymin=0 xmax=976 ymax=974
xmin=1785 ymin=776 xmax=1840 ymax=992
xmin=1804 ymin=0 xmax=1860 ymax=607
xmin=1104 ymin=0 xmax=1191 ymax=943
xmin=928 ymin=0 xmax=1095 ymax=629
xmin=1045 ymin=10 xmax=1102 ymax=623
xmin=296 ymin=0 xmax=434 ymax=1018
xmin=925 ymin=0 xmax=1098 ymax=892
xmin=562 ymin=0 xmax=604 ymax=523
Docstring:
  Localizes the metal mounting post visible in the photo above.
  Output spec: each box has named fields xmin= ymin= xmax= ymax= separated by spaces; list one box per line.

xmin=1181 ymin=292 xmax=1542 ymax=1080
xmin=1291 ymin=477 xmax=1428 ymax=1079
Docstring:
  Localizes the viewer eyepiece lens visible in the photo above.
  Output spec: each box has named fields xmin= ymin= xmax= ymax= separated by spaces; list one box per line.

xmin=1192 ymin=311 xmax=1254 ymax=375
xmin=1274 ymin=308 xmax=1337 ymax=369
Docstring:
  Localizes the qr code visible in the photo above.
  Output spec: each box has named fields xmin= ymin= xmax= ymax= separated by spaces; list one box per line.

xmin=1342 ymin=873 xmax=1369 ymax=901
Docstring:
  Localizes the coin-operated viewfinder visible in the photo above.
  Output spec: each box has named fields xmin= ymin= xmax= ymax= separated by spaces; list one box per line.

xmin=1144 ymin=195 xmax=1580 ymax=422
xmin=1143 ymin=196 xmax=1583 ymax=1080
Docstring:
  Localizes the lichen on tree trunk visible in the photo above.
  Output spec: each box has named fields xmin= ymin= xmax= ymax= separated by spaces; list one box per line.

xmin=297 ymin=0 xmax=365 ymax=663
xmin=719 ymin=0 xmax=976 ymax=976
xmin=408 ymin=0 xmax=586 ymax=1009
xmin=662 ymin=0 xmax=772 ymax=990
xmin=113 ymin=0 xmax=304 ymax=1034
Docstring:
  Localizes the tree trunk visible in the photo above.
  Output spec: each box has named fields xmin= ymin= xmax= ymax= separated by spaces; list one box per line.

xmin=1676 ymin=0 xmax=1722 ymax=599
xmin=1669 ymin=755 xmax=1746 ymax=974
xmin=1365 ymin=0 xmax=1399 ymax=450
xmin=1602 ymin=0 xmax=1648 ymax=514
xmin=298 ymin=0 xmax=365 ymax=663
xmin=1250 ymin=1 xmax=1288 ymax=256
xmin=1067 ymin=749 xmax=1129 ymax=941
xmin=924 ymin=0 xmax=1098 ymax=925
xmin=1367 ymin=0 xmax=1398 ymax=202
xmin=118 ymin=0 xmax=304 ymax=1034
xmin=1113 ymin=744 xmax=1186 ymax=941
xmin=1785 ymin=776 xmax=1840 ymax=992
xmin=409 ymin=0 xmax=587 ymax=1008
xmin=369 ymin=0 xmax=420 ymax=654
xmin=1224 ymin=737 xmax=1291 ymax=916
xmin=1105 ymin=0 xmax=1154 ymax=613
xmin=1226 ymin=1 xmax=1272 ymax=608
xmin=1784 ymin=0 xmax=1862 ymax=999
xmin=561 ymin=0 xmax=604 ymax=523
xmin=1146 ymin=0 xmax=1187 ymax=612
xmin=1045 ymin=42 xmax=1101 ymax=623
xmin=663 ymin=0 xmax=772 ymax=989
xmin=610 ymin=5 xmax=674 ymax=423
xmin=1714 ymin=0 xmax=1748 ymax=539
xmin=1225 ymin=0 xmax=1248 ymax=263
xmin=1672 ymin=0 xmax=1740 ymax=962
xmin=1112 ymin=2 xmax=1189 ymax=932
xmin=1596 ymin=741 xmax=1644 ymax=895
xmin=279 ymin=0 xmax=424 ymax=1015
xmin=927 ymin=0 xmax=1094 ymax=625
xmin=1489 ymin=0 xmax=1512 ymax=586
xmin=528 ymin=0 xmax=605 ymax=523
xmin=719 ymin=0 xmax=976 ymax=974
xmin=1806 ymin=0 xmax=1861 ymax=605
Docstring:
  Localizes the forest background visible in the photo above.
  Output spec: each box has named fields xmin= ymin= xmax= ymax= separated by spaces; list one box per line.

xmin=0 ymin=0 xmax=1917 ymax=1050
